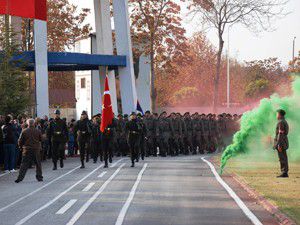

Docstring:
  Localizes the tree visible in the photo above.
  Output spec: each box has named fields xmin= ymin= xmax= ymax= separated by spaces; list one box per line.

xmin=290 ymin=51 xmax=300 ymax=73
xmin=0 ymin=16 xmax=29 ymax=115
xmin=188 ymin=0 xmax=288 ymax=110
xmin=129 ymin=0 xmax=187 ymax=112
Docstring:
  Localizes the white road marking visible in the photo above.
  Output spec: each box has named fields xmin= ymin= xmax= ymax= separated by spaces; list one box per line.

xmin=115 ymin=163 xmax=148 ymax=225
xmin=15 ymin=163 xmax=104 ymax=225
xmin=201 ymin=157 xmax=263 ymax=225
xmin=0 ymin=165 xmax=80 ymax=212
xmin=82 ymin=182 xmax=95 ymax=192
xmin=0 ymin=172 xmax=9 ymax=178
xmin=98 ymin=171 xmax=107 ymax=178
xmin=66 ymin=163 xmax=126 ymax=225
xmin=56 ymin=199 xmax=77 ymax=215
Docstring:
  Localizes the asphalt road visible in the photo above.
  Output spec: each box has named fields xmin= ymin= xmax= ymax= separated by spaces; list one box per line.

xmin=0 ymin=155 xmax=278 ymax=225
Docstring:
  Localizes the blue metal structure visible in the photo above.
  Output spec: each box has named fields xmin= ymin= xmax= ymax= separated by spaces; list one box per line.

xmin=12 ymin=51 xmax=127 ymax=71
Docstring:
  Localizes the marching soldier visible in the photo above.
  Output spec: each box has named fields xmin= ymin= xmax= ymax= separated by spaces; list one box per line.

xmin=101 ymin=119 xmax=116 ymax=168
xmin=273 ymin=109 xmax=289 ymax=178
xmin=91 ymin=115 xmax=102 ymax=163
xmin=126 ymin=112 xmax=142 ymax=167
xmin=74 ymin=111 xmax=92 ymax=168
xmin=47 ymin=110 xmax=68 ymax=170
xmin=115 ymin=114 xmax=128 ymax=157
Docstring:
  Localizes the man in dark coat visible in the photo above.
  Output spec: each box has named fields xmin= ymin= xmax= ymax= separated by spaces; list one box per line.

xmin=273 ymin=109 xmax=289 ymax=178
xmin=15 ymin=119 xmax=43 ymax=183
xmin=47 ymin=110 xmax=68 ymax=170
xmin=74 ymin=111 xmax=92 ymax=168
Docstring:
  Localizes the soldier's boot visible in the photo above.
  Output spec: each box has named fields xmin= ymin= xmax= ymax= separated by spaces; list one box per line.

xmin=104 ymin=160 xmax=108 ymax=168
xmin=60 ymin=159 xmax=64 ymax=168
xmin=53 ymin=162 xmax=57 ymax=170
xmin=86 ymin=154 xmax=89 ymax=163
xmin=100 ymin=155 xmax=103 ymax=162
xmin=131 ymin=160 xmax=135 ymax=168
xmin=109 ymin=156 xmax=112 ymax=163
xmin=80 ymin=160 xmax=85 ymax=169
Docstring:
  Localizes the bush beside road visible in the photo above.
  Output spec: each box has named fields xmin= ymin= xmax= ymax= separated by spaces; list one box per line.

xmin=213 ymin=153 xmax=300 ymax=224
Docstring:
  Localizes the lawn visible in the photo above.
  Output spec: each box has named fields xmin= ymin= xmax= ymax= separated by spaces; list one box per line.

xmin=213 ymin=153 xmax=300 ymax=224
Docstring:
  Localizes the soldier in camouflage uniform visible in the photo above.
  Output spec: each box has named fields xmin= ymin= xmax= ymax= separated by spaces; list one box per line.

xmin=170 ymin=113 xmax=182 ymax=156
xmin=143 ymin=111 xmax=156 ymax=156
xmin=183 ymin=112 xmax=194 ymax=155
xmin=157 ymin=112 xmax=173 ymax=157
xmin=193 ymin=114 xmax=204 ymax=154
xmin=201 ymin=114 xmax=210 ymax=154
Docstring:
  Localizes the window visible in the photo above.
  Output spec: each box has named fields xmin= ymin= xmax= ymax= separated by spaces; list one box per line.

xmin=81 ymin=78 xmax=86 ymax=89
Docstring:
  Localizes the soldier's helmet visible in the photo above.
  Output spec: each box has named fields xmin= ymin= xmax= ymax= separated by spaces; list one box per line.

xmin=54 ymin=109 xmax=61 ymax=115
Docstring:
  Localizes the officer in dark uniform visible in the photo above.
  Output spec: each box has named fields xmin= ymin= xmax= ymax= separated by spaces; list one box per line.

xmin=274 ymin=109 xmax=289 ymax=178
xmin=74 ymin=111 xmax=92 ymax=168
xmin=126 ymin=112 xmax=142 ymax=167
xmin=101 ymin=119 xmax=116 ymax=168
xmin=47 ymin=110 xmax=68 ymax=170
xmin=91 ymin=115 xmax=102 ymax=163
xmin=116 ymin=114 xmax=127 ymax=156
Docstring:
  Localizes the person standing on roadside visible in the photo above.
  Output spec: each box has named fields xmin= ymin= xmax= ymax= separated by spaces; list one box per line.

xmin=15 ymin=119 xmax=43 ymax=183
xmin=273 ymin=109 xmax=289 ymax=178
xmin=1 ymin=115 xmax=17 ymax=173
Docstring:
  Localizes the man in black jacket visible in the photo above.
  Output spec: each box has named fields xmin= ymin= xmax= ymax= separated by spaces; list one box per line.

xmin=1 ymin=115 xmax=17 ymax=173
xmin=47 ymin=110 xmax=68 ymax=170
xmin=74 ymin=111 xmax=92 ymax=168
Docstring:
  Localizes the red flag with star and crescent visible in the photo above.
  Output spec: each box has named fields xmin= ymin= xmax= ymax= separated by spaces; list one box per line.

xmin=100 ymin=76 xmax=114 ymax=133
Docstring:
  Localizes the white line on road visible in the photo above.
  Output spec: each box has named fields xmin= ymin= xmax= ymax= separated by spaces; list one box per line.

xmin=15 ymin=158 xmax=124 ymax=225
xmin=115 ymin=163 xmax=148 ymax=225
xmin=0 ymin=166 xmax=80 ymax=212
xmin=82 ymin=182 xmax=95 ymax=192
xmin=56 ymin=199 xmax=78 ymax=215
xmin=98 ymin=171 xmax=107 ymax=178
xmin=66 ymin=163 xmax=126 ymax=225
xmin=201 ymin=157 xmax=263 ymax=225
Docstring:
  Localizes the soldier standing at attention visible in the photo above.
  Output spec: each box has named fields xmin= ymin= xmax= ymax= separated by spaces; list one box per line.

xmin=15 ymin=119 xmax=43 ymax=183
xmin=47 ymin=110 xmax=68 ymax=170
xmin=183 ymin=112 xmax=194 ymax=155
xmin=144 ymin=111 xmax=156 ymax=157
xmin=157 ymin=112 xmax=173 ymax=157
xmin=74 ymin=111 xmax=92 ymax=168
xmin=273 ymin=109 xmax=289 ymax=178
xmin=126 ymin=112 xmax=142 ymax=167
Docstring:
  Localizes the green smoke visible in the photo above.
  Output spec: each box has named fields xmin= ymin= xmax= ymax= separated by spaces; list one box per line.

xmin=221 ymin=77 xmax=300 ymax=173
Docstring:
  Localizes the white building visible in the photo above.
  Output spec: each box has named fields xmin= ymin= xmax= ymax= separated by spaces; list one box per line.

xmin=74 ymin=34 xmax=151 ymax=119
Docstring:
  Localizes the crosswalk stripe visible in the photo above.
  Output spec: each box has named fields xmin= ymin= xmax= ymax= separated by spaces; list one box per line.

xmin=56 ymin=199 xmax=77 ymax=215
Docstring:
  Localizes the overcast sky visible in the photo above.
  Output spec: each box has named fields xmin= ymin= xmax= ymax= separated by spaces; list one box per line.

xmin=71 ymin=0 xmax=300 ymax=65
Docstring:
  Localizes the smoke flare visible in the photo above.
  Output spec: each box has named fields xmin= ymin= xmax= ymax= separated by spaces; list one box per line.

xmin=221 ymin=77 xmax=300 ymax=173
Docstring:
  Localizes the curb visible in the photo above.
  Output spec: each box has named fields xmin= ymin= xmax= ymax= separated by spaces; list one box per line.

xmin=210 ymin=156 xmax=296 ymax=225
xmin=230 ymin=173 xmax=297 ymax=225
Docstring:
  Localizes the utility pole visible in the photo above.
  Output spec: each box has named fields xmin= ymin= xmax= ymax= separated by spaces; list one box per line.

xmin=293 ymin=37 xmax=296 ymax=61
xmin=226 ymin=26 xmax=231 ymax=109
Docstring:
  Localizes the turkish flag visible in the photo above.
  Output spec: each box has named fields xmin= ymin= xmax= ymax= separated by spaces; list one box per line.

xmin=0 ymin=0 xmax=47 ymax=21
xmin=100 ymin=76 xmax=114 ymax=133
